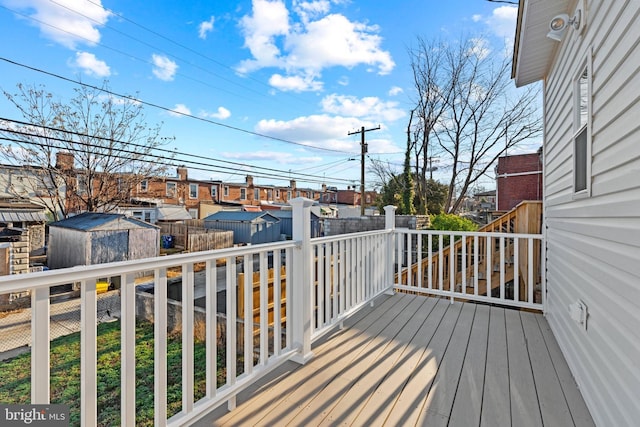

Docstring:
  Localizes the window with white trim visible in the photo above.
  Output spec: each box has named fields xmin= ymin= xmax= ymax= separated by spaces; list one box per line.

xmin=166 ymin=182 xmax=177 ymax=197
xmin=240 ymin=188 xmax=246 ymax=200
xmin=140 ymin=180 xmax=148 ymax=192
xmin=189 ymin=183 xmax=198 ymax=199
xmin=211 ymin=186 xmax=217 ymax=198
xmin=224 ymin=186 xmax=229 ymax=197
xmin=574 ymin=60 xmax=591 ymax=196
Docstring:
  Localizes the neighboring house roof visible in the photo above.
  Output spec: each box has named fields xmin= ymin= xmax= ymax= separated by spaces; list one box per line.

xmin=512 ymin=0 xmax=571 ymax=86
xmin=156 ymin=206 xmax=192 ymax=221
xmin=204 ymin=211 xmax=279 ymax=222
xmin=0 ymin=210 xmax=47 ymax=223
xmin=50 ymin=212 xmax=158 ymax=231
xmin=474 ymin=190 xmax=496 ymax=198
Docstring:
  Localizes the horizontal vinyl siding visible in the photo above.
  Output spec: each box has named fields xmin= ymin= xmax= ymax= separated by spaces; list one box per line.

xmin=543 ymin=1 xmax=640 ymax=426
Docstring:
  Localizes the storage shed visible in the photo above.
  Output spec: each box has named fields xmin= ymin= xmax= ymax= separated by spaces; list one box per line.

xmin=48 ymin=212 xmax=160 ymax=269
xmin=269 ymin=209 xmax=321 ymax=239
xmin=203 ymin=211 xmax=280 ymax=244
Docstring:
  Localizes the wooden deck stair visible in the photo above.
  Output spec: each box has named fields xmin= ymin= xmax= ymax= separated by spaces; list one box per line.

xmin=399 ymin=201 xmax=542 ymax=302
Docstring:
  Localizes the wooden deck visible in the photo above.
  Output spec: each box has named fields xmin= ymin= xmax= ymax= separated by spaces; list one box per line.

xmin=194 ymin=293 xmax=594 ymax=427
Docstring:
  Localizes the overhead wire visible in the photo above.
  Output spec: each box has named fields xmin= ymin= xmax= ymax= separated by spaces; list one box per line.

xmin=0 ymin=57 xmax=358 ymax=155
xmin=0 ymin=119 xmax=357 ymax=186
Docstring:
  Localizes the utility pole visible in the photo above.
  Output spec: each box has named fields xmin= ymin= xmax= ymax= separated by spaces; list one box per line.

xmin=348 ymin=125 xmax=380 ymax=216
xmin=427 ymin=156 xmax=439 ymax=180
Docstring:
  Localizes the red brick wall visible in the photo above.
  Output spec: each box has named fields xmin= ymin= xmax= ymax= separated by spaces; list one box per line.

xmin=496 ymin=153 xmax=542 ymax=211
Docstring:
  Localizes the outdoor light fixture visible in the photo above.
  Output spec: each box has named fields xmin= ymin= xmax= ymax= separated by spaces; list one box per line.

xmin=547 ymin=1 xmax=584 ymax=41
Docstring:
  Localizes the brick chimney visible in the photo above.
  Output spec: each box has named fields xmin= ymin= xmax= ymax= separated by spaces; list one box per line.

xmin=290 ymin=179 xmax=296 ymax=190
xmin=246 ymin=175 xmax=254 ymax=186
xmin=177 ymin=167 xmax=188 ymax=181
xmin=55 ymin=152 xmax=74 ymax=170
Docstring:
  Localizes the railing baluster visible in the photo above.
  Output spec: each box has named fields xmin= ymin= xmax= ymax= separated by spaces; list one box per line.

xmin=274 ymin=250 xmax=282 ymax=354
xmin=243 ymin=255 xmax=253 ymax=376
xmin=514 ymin=238 xmax=520 ymax=302
xmin=462 ymin=236 xmax=467 ymax=295
xmin=31 ymin=286 xmax=50 ymax=404
xmin=486 ymin=236 xmax=492 ymax=298
xmin=317 ymin=244 xmax=325 ymax=330
xmin=81 ymin=279 xmax=97 ymax=426
xmin=260 ymin=252 xmax=268 ymax=365
xmin=226 ymin=257 xmax=237 ymax=410
xmin=428 ymin=234 xmax=433 ymax=290
xmin=449 ymin=233 xmax=455 ymax=302
xmin=155 ymin=267 xmax=168 ymax=427
xmin=121 ymin=273 xmax=136 ymax=426
xmin=205 ymin=261 xmax=216 ymax=400
xmin=183 ymin=263 xmax=195 ymax=414
xmin=500 ymin=237 xmax=505 ymax=300
xmin=528 ymin=238 xmax=535 ymax=304
xmin=438 ymin=234 xmax=444 ymax=291
xmin=474 ymin=235 xmax=479 ymax=296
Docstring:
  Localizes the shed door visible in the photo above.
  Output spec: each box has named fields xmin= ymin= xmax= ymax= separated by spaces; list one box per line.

xmin=91 ymin=231 xmax=129 ymax=264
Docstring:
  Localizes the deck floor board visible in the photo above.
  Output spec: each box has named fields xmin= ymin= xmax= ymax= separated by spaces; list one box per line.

xmin=195 ymin=294 xmax=593 ymax=427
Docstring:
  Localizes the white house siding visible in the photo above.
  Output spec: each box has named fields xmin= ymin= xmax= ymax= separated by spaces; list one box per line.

xmin=543 ymin=2 xmax=640 ymax=426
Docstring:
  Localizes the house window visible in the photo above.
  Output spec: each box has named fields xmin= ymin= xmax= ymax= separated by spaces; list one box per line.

xmin=267 ymin=189 xmax=272 ymax=200
xmin=211 ymin=186 xmax=217 ymax=198
xmin=240 ymin=188 xmax=246 ymax=200
xmin=296 ymin=191 xmax=301 ymax=197
xmin=224 ymin=186 xmax=229 ymax=197
xmin=189 ymin=208 xmax=198 ymax=219
xmin=140 ymin=180 xmax=148 ymax=192
xmin=287 ymin=191 xmax=292 ymax=200
xmin=254 ymin=188 xmax=260 ymax=200
xmin=574 ymin=60 xmax=591 ymax=196
xmin=189 ymin=183 xmax=198 ymax=199
xmin=77 ymin=175 xmax=88 ymax=194
xmin=275 ymin=189 xmax=280 ymax=199
xmin=166 ymin=182 xmax=177 ymax=197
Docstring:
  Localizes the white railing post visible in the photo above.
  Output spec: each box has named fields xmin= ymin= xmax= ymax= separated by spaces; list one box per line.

xmin=384 ymin=205 xmax=397 ymax=294
xmin=290 ymin=197 xmax=314 ymax=364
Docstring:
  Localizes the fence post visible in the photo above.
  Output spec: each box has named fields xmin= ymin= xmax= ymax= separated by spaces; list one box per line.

xmin=290 ymin=197 xmax=314 ymax=364
xmin=384 ymin=205 xmax=397 ymax=294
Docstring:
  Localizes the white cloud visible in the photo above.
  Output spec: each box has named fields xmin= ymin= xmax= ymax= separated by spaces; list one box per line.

xmin=237 ymin=0 xmax=290 ymax=73
xmin=72 ymin=51 xmax=110 ymax=77
xmin=198 ymin=16 xmax=215 ymax=39
xmin=201 ymin=107 xmax=231 ymax=120
xmin=4 ymin=0 xmax=111 ymax=49
xmin=222 ymin=150 xmax=322 ymax=165
xmin=256 ymin=114 xmax=366 ymax=151
xmin=337 ymin=76 xmax=349 ymax=86
xmin=237 ymin=0 xmax=394 ymax=90
xmin=388 ymin=86 xmax=403 ymax=96
xmin=468 ymin=37 xmax=491 ymax=60
xmin=321 ymin=94 xmax=405 ymax=122
xmin=169 ymin=104 xmax=191 ymax=117
xmin=486 ymin=6 xmax=518 ymax=39
xmin=269 ymin=73 xmax=323 ymax=92
xmin=151 ymin=54 xmax=178 ymax=81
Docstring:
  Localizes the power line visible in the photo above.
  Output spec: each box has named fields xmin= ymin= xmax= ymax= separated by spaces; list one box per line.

xmin=0 ymin=117 xmax=355 ymax=183
xmin=0 ymin=120 xmax=357 ymax=186
xmin=0 ymin=57 xmax=357 ymax=155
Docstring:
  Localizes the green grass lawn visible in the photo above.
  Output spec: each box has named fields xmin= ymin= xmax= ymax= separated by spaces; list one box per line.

xmin=0 ymin=320 xmax=223 ymax=426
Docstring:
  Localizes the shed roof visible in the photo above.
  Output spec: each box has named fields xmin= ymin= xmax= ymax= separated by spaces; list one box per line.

xmin=0 ymin=209 xmax=47 ymax=223
xmin=156 ymin=206 xmax=192 ymax=221
xmin=50 ymin=212 xmax=158 ymax=231
xmin=204 ymin=211 xmax=279 ymax=223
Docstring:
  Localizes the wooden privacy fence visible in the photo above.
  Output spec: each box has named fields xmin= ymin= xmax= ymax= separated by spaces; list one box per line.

xmin=159 ymin=223 xmax=233 ymax=252
xmin=238 ymin=266 xmax=287 ymax=329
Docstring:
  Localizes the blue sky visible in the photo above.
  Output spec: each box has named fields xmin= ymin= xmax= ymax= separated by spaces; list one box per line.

xmin=0 ymin=0 xmax=530 ymax=190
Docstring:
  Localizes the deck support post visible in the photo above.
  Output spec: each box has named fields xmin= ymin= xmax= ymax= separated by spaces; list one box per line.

xmin=384 ymin=205 xmax=397 ymax=294
xmin=290 ymin=197 xmax=315 ymax=364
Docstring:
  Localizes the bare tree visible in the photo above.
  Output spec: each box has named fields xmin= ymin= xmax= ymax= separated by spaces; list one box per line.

xmin=409 ymin=36 xmax=542 ymax=213
xmin=0 ymin=82 xmax=171 ymax=220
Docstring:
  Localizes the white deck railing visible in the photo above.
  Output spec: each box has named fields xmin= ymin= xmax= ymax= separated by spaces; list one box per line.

xmin=0 ymin=201 xmax=544 ymax=426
